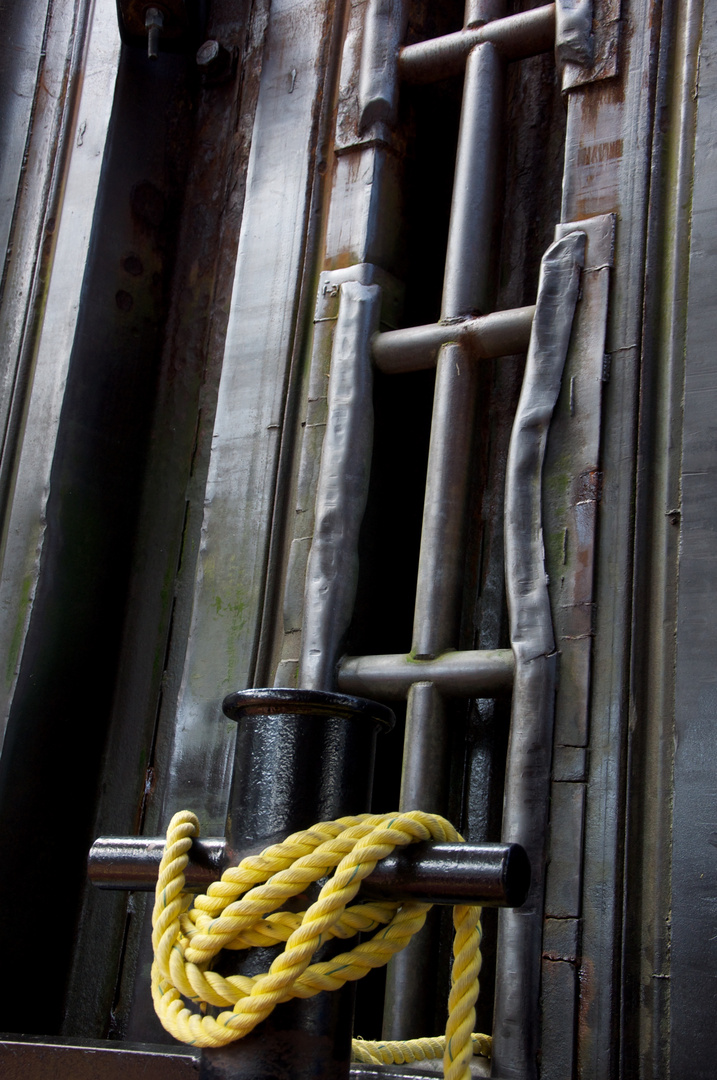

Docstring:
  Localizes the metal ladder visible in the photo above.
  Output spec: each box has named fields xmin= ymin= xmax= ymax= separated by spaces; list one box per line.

xmin=282 ymin=3 xmax=606 ymax=1076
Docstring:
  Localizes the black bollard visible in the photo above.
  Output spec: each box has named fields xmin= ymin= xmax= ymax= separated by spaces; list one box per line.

xmin=199 ymin=688 xmax=394 ymax=1080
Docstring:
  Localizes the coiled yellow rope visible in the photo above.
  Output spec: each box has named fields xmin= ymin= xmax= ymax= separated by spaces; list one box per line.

xmin=152 ymin=809 xmax=491 ymax=1079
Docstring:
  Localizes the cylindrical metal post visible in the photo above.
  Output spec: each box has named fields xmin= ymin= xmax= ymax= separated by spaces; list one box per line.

xmin=200 ymin=688 xmax=393 ymax=1080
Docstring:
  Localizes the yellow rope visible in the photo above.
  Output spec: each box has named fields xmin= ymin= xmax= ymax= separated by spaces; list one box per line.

xmin=152 ymin=809 xmax=491 ymax=1080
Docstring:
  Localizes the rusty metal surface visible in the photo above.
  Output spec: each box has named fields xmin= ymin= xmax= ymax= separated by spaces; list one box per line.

xmin=0 ymin=1039 xmax=199 ymax=1079
xmin=619 ymin=1 xmax=702 ymax=1074
xmin=492 ymin=231 xmax=584 ymax=1080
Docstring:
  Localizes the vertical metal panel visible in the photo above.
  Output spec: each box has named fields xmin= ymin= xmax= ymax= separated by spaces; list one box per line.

xmin=560 ymin=1 xmax=667 ymax=1075
xmin=60 ymin=0 xmax=267 ymax=1036
xmin=0 ymin=0 xmax=53 ymax=268
xmin=0 ymin=0 xmax=120 ymax=748
xmin=540 ymin=959 xmax=579 ymax=1079
xmin=118 ymin=0 xmax=349 ymax=1044
xmin=621 ymin=0 xmax=701 ymax=1072
xmin=0 ymin=0 xmax=92 ymax=508
xmin=148 ymin=0 xmax=345 ymax=831
xmin=544 ymin=782 xmax=586 ymax=919
xmin=670 ymin=1 xmax=717 ymax=1073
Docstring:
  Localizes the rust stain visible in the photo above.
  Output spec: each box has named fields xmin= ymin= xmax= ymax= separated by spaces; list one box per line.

xmin=576 ymin=469 xmax=603 ymax=504
xmin=578 ymin=954 xmax=596 ymax=1050
xmin=577 ymin=138 xmax=624 ymax=167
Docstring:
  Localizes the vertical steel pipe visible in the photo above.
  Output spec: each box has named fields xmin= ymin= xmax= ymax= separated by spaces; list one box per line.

xmin=492 ymin=233 xmax=585 ymax=1080
xmin=201 ymin=688 xmax=393 ymax=1080
xmin=465 ymin=0 xmax=505 ymax=29
xmin=386 ymin=34 xmax=506 ymax=1041
xmin=441 ymin=41 xmax=504 ymax=320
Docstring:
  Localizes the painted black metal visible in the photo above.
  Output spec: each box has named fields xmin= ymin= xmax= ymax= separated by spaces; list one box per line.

xmin=89 ymin=836 xmax=228 ymax=891
xmin=364 ymin=841 xmax=529 ymax=907
xmin=221 ymin=689 xmax=393 ymax=844
xmin=196 ymin=688 xmax=392 ymax=1080
xmin=88 ymin=835 xmax=530 ymax=908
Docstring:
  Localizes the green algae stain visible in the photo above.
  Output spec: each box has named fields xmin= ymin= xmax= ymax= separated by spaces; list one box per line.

xmin=6 ymin=574 xmax=35 ymax=688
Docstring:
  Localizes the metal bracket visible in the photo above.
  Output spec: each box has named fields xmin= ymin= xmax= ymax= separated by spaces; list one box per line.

xmin=556 ymin=0 xmax=594 ymax=68
xmin=561 ymin=0 xmax=622 ymax=91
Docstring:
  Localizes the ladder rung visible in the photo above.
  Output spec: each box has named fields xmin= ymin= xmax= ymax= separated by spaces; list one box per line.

xmin=399 ymin=4 xmax=556 ymax=84
xmin=337 ymin=649 xmax=514 ymax=699
xmin=372 ymin=306 xmax=535 ymax=373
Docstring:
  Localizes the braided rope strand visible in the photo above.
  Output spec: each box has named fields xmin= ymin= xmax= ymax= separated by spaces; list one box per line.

xmin=151 ymin=810 xmax=491 ymax=1074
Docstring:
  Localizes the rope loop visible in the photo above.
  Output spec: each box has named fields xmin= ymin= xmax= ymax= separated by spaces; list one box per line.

xmin=152 ymin=810 xmax=491 ymax=1080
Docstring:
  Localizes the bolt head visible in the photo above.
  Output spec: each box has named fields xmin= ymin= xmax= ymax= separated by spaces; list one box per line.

xmin=195 ymin=39 xmax=233 ymax=81
xmin=196 ymin=39 xmax=220 ymax=67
